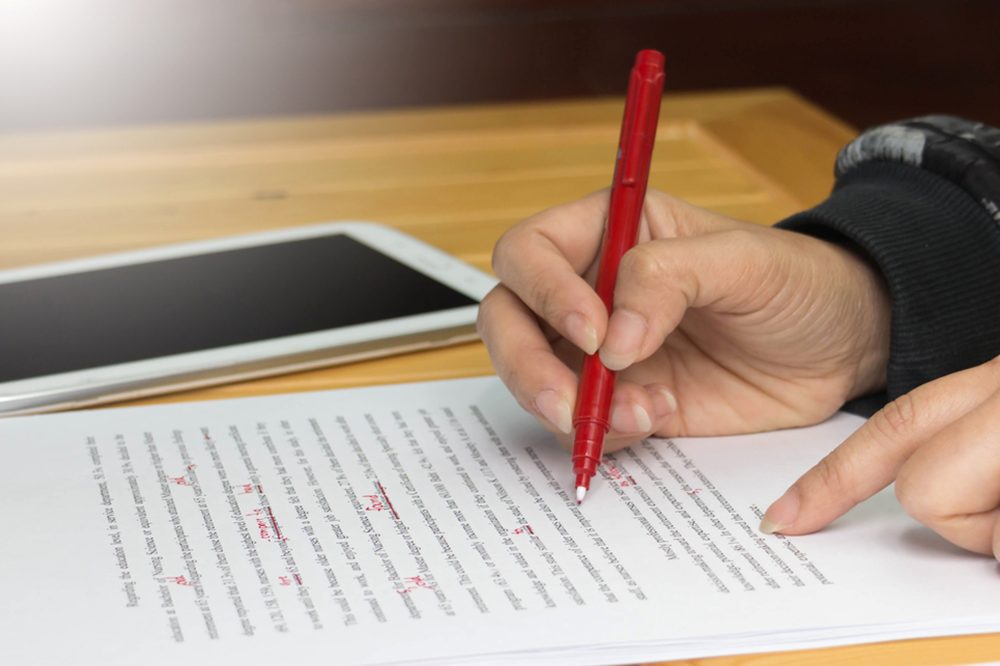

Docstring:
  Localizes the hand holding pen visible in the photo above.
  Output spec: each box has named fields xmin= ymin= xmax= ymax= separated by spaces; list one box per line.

xmin=477 ymin=67 xmax=891 ymax=504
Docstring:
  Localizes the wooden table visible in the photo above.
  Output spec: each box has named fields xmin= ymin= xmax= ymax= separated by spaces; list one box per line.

xmin=2 ymin=88 xmax=997 ymax=665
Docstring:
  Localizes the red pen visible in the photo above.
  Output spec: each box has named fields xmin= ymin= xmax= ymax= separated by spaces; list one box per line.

xmin=572 ymin=50 xmax=665 ymax=504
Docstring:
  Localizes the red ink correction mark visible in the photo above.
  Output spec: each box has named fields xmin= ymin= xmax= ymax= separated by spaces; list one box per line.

xmin=512 ymin=526 xmax=534 ymax=535
xmin=603 ymin=460 xmax=633 ymax=488
xmin=376 ymin=481 xmax=400 ymax=520
xmin=247 ymin=510 xmax=272 ymax=541
xmin=279 ymin=575 xmax=304 ymax=586
xmin=687 ymin=488 xmax=702 ymax=495
xmin=237 ymin=484 xmax=255 ymax=495
xmin=167 ymin=576 xmax=193 ymax=586
xmin=169 ymin=465 xmax=198 ymax=487
xmin=398 ymin=575 xmax=434 ymax=594
xmin=294 ymin=574 xmax=302 ymax=585
xmin=246 ymin=508 xmax=287 ymax=542
xmin=363 ymin=495 xmax=385 ymax=512
xmin=266 ymin=506 xmax=285 ymax=541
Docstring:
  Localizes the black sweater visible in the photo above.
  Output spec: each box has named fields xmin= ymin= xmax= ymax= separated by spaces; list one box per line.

xmin=775 ymin=116 xmax=1000 ymax=416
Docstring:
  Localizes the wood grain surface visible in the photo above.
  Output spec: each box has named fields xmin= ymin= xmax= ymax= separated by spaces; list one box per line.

xmin=2 ymin=89 xmax=996 ymax=665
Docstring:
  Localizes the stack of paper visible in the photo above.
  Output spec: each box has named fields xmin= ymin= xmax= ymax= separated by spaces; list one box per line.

xmin=1 ymin=376 xmax=997 ymax=665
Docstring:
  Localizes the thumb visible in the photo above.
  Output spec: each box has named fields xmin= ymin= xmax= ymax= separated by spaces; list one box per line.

xmin=761 ymin=362 xmax=1000 ymax=535
xmin=598 ymin=227 xmax=778 ymax=371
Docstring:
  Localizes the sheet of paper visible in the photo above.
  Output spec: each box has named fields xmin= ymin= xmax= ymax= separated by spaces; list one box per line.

xmin=1 ymin=376 xmax=998 ymax=666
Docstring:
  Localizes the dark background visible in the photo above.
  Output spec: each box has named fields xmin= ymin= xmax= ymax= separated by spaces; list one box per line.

xmin=1 ymin=0 xmax=998 ymax=133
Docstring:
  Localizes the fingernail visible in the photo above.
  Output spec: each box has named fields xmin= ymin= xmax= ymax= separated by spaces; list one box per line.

xmin=760 ymin=486 xmax=800 ymax=534
xmin=564 ymin=312 xmax=599 ymax=356
xmin=610 ymin=402 xmax=652 ymax=433
xmin=652 ymin=387 xmax=677 ymax=419
xmin=599 ymin=308 xmax=647 ymax=371
xmin=534 ymin=390 xmax=573 ymax=434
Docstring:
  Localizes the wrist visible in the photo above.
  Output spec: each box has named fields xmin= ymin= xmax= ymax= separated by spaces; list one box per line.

xmin=778 ymin=161 xmax=1000 ymax=401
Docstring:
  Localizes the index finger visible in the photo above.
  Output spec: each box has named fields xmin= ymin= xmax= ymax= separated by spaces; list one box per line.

xmin=761 ymin=361 xmax=1000 ymax=536
xmin=491 ymin=190 xmax=613 ymax=355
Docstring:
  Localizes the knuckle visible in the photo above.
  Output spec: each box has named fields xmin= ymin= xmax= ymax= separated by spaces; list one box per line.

xmin=810 ymin=454 xmax=853 ymax=501
xmin=719 ymin=228 xmax=767 ymax=255
xmin=720 ymin=227 xmax=760 ymax=247
xmin=872 ymin=392 xmax=919 ymax=442
xmin=523 ymin=270 xmax=571 ymax=325
xmin=618 ymin=243 xmax=669 ymax=288
xmin=525 ymin=274 xmax=556 ymax=315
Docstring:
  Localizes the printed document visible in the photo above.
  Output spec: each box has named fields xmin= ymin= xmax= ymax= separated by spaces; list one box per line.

xmin=1 ymin=377 xmax=998 ymax=665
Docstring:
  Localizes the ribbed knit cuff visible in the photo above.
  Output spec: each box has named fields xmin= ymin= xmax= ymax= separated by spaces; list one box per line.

xmin=777 ymin=160 xmax=1000 ymax=406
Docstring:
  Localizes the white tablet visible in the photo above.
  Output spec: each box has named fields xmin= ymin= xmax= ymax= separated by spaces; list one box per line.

xmin=0 ymin=221 xmax=497 ymax=416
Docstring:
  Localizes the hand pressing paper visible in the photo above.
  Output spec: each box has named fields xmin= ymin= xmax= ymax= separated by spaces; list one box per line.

xmin=0 ymin=376 xmax=997 ymax=666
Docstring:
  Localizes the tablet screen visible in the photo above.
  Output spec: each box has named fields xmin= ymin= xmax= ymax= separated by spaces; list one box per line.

xmin=0 ymin=234 xmax=478 ymax=383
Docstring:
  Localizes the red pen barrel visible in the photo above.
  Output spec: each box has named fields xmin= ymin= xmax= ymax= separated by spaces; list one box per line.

xmin=570 ymin=49 xmax=665 ymax=499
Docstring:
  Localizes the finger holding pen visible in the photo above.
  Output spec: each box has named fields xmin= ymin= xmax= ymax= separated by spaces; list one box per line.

xmin=477 ymin=280 xmax=676 ymax=452
xmin=489 ymin=189 xmax=613 ymax=357
xmin=480 ymin=188 xmax=682 ymax=453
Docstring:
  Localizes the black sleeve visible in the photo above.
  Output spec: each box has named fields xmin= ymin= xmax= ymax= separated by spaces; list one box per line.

xmin=774 ymin=116 xmax=1000 ymax=416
